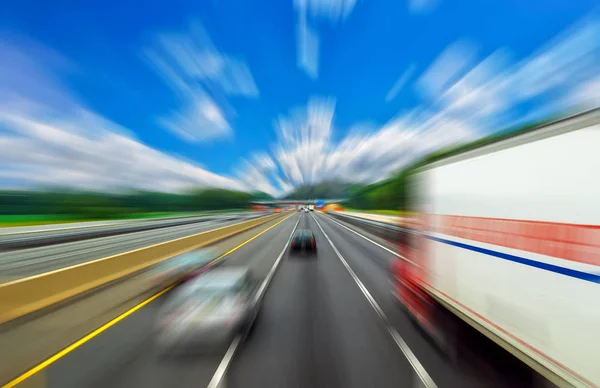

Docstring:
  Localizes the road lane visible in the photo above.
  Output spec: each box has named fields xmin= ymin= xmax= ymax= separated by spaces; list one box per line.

xmin=0 ymin=213 xmax=292 ymax=386
xmin=0 ymin=212 xmax=258 ymax=243
xmin=0 ymin=214 xmax=263 ymax=282
xmin=227 ymin=213 xmax=418 ymax=388
xmin=0 ymin=210 xmax=249 ymax=236
xmin=4 ymin=210 xmax=549 ymax=388
xmin=313 ymin=212 xmax=551 ymax=388
xmin=34 ymin=213 xmax=302 ymax=388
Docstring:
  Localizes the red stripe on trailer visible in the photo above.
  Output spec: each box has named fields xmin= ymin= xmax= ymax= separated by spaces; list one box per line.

xmin=433 ymin=215 xmax=600 ymax=267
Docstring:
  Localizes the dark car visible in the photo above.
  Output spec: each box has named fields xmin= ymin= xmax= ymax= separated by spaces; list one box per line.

xmin=289 ymin=230 xmax=317 ymax=256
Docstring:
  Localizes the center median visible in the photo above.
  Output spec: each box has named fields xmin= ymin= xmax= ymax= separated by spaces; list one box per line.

xmin=0 ymin=212 xmax=289 ymax=325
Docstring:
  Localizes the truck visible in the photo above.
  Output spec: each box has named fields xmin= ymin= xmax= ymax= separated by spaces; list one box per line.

xmin=308 ymin=204 xmax=314 ymax=211
xmin=390 ymin=109 xmax=600 ymax=388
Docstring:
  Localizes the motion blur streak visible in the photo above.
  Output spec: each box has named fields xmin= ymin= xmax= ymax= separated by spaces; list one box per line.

xmin=2 ymin=213 xmax=292 ymax=388
xmin=310 ymin=213 xmax=437 ymax=388
xmin=2 ymin=1 xmax=600 ymax=388
xmin=206 ymin=215 xmax=301 ymax=388
xmin=2 ymin=285 xmax=176 ymax=388
xmin=209 ymin=212 xmax=295 ymax=265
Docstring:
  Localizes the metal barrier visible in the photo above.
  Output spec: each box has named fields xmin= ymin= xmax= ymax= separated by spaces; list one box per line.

xmin=0 ymin=212 xmax=287 ymax=324
xmin=324 ymin=211 xmax=418 ymax=243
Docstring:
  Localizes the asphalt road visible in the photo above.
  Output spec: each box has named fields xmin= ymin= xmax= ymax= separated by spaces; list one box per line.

xmin=10 ymin=211 xmax=547 ymax=388
xmin=0 ymin=211 xmax=253 ymax=237
xmin=0 ymin=213 xmax=262 ymax=282
xmin=0 ymin=212 xmax=261 ymax=252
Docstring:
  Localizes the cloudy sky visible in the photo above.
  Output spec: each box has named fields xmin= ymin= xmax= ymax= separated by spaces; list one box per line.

xmin=1 ymin=0 xmax=600 ymax=196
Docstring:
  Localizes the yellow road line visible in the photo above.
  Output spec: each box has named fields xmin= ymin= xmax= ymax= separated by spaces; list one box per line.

xmin=209 ymin=212 xmax=294 ymax=264
xmin=2 ymin=212 xmax=296 ymax=388
xmin=1 ymin=213 xmax=276 ymax=287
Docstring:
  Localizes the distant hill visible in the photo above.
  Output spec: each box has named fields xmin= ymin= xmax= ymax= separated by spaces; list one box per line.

xmin=283 ymin=181 xmax=356 ymax=200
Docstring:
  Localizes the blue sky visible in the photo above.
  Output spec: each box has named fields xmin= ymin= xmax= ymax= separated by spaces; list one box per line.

xmin=1 ymin=0 xmax=599 ymax=196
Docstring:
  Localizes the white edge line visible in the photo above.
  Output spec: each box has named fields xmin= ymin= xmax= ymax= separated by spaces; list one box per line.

xmin=322 ymin=213 xmax=600 ymax=387
xmin=320 ymin=213 xmax=424 ymax=268
xmin=318 ymin=213 xmax=596 ymax=388
xmin=310 ymin=213 xmax=437 ymax=388
xmin=0 ymin=213 xmax=275 ymax=286
xmin=206 ymin=214 xmax=302 ymax=388
xmin=0 ymin=213 xmax=245 ymax=236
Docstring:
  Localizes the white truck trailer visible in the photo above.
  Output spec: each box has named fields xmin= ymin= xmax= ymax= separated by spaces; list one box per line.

xmin=392 ymin=109 xmax=600 ymax=388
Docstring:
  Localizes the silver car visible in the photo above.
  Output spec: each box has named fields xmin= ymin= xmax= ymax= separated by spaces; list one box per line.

xmin=154 ymin=267 xmax=260 ymax=354
xmin=144 ymin=247 xmax=219 ymax=288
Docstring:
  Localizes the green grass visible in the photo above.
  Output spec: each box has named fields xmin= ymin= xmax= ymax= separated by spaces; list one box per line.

xmin=0 ymin=209 xmax=245 ymax=227
xmin=0 ymin=214 xmax=84 ymax=227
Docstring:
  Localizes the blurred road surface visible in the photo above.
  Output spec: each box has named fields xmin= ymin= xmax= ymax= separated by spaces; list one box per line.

xmin=0 ymin=212 xmax=263 ymax=282
xmin=5 ymin=212 xmax=547 ymax=388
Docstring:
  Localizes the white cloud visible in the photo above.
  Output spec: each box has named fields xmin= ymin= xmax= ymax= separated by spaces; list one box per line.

xmin=385 ymin=64 xmax=417 ymax=102
xmin=254 ymin=153 xmax=277 ymax=171
xmin=143 ymin=21 xmax=259 ymax=143
xmin=237 ymin=97 xmax=476 ymax=197
xmin=249 ymin=15 xmax=600 ymax=199
xmin=415 ymin=16 xmax=600 ymax=134
xmin=237 ymin=160 xmax=279 ymax=196
xmin=298 ymin=0 xmax=357 ymax=22
xmin=0 ymin=109 xmax=245 ymax=193
xmin=408 ymin=0 xmax=439 ymax=14
xmin=438 ymin=49 xmax=513 ymax=125
xmin=416 ymin=39 xmax=478 ymax=100
xmin=511 ymin=19 xmax=600 ymax=102
xmin=158 ymin=89 xmax=231 ymax=143
xmin=296 ymin=17 xmax=320 ymax=79
xmin=0 ymin=36 xmax=246 ymax=193
xmin=241 ymin=15 xmax=600 ymax=197
xmin=567 ymin=75 xmax=600 ymax=110
xmin=322 ymin=109 xmax=476 ymax=183
xmin=294 ymin=0 xmax=357 ymax=78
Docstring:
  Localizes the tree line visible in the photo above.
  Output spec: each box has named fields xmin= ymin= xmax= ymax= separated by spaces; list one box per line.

xmin=0 ymin=189 xmax=273 ymax=220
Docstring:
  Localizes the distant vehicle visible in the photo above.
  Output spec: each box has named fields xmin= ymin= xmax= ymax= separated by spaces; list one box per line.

xmin=154 ymin=267 xmax=260 ymax=353
xmin=304 ymin=208 xmax=309 ymax=213
xmin=308 ymin=204 xmax=314 ymax=211
xmin=289 ymin=229 xmax=317 ymax=256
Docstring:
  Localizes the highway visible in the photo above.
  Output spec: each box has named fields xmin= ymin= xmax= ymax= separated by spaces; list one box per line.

xmin=0 ymin=210 xmax=248 ymax=236
xmin=4 ymin=212 xmax=547 ymax=388
xmin=0 ymin=213 xmax=262 ymax=282
xmin=0 ymin=211 xmax=260 ymax=251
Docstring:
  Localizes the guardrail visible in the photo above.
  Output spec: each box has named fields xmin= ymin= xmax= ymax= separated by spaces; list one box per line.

xmin=325 ymin=211 xmax=416 ymax=243
xmin=0 ymin=212 xmax=287 ymax=325
xmin=0 ymin=211 xmax=262 ymax=251
xmin=338 ymin=211 xmax=402 ymax=225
